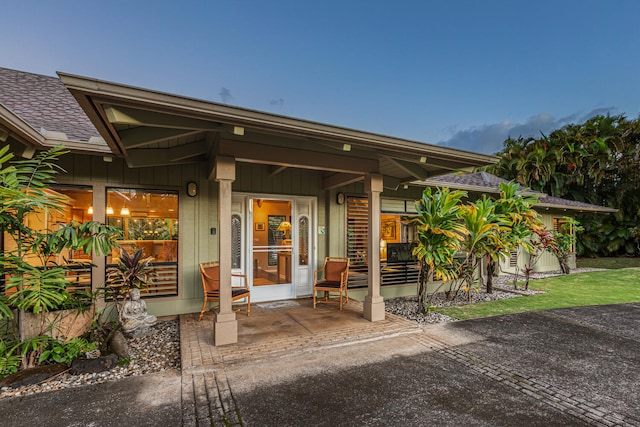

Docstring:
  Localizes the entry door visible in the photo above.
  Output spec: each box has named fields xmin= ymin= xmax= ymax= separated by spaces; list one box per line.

xmin=232 ymin=194 xmax=315 ymax=302
xmin=250 ymin=198 xmax=295 ymax=301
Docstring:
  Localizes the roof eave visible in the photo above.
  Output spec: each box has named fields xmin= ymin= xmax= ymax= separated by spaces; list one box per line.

xmin=58 ymin=72 xmax=498 ymax=166
xmin=0 ymin=103 xmax=46 ymax=148
xmin=537 ymin=202 xmax=618 ymax=214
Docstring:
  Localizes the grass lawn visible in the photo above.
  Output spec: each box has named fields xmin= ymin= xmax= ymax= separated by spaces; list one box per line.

xmin=577 ymin=257 xmax=640 ymax=269
xmin=436 ymin=268 xmax=640 ymax=321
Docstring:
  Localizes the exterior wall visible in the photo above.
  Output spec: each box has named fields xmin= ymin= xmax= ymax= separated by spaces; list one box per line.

xmin=57 ymin=153 xmax=581 ymax=314
xmin=57 ymin=154 xmax=330 ymax=317
xmin=498 ymin=211 xmax=577 ymax=275
xmin=57 ymin=153 xmax=209 ymax=317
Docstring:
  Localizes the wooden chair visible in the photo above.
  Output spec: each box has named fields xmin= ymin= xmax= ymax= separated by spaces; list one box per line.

xmin=198 ymin=261 xmax=250 ymax=321
xmin=313 ymin=257 xmax=350 ymax=310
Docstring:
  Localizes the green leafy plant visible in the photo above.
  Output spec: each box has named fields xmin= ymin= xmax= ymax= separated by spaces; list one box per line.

xmin=405 ymin=187 xmax=468 ymax=314
xmin=550 ymin=217 xmax=584 ymax=274
xmin=0 ymin=144 xmax=122 ymax=372
xmin=39 ymin=337 xmax=96 ymax=365
xmin=104 ymin=247 xmax=157 ymax=324
xmin=106 ymin=247 xmax=156 ymax=297
xmin=487 ymin=114 xmax=638 ymax=257
xmin=0 ymin=338 xmax=21 ymax=377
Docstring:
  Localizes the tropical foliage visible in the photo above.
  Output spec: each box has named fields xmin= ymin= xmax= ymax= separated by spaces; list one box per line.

xmin=550 ymin=217 xmax=584 ymax=274
xmin=406 ymin=183 xmax=554 ymax=313
xmin=0 ymin=145 xmax=121 ymax=375
xmin=405 ymin=188 xmax=467 ymax=313
xmin=487 ymin=114 xmax=640 ymax=257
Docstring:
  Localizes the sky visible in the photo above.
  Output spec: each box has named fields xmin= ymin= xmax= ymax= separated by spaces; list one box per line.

xmin=1 ymin=0 xmax=639 ymax=155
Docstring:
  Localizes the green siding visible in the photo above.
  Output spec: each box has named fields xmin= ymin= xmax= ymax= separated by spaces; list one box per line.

xmin=57 ymin=154 xmax=332 ymax=316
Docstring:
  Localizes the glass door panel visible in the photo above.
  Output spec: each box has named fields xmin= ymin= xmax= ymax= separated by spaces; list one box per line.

xmin=251 ymin=199 xmax=292 ymax=287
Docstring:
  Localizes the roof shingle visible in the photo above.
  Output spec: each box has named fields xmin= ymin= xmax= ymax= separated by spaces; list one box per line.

xmin=424 ymin=172 xmax=616 ymax=213
xmin=0 ymin=67 xmax=99 ymax=142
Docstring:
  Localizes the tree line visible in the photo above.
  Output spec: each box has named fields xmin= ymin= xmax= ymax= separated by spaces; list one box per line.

xmin=486 ymin=114 xmax=640 ymax=257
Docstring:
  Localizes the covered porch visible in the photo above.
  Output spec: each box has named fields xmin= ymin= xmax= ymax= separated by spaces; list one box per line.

xmin=180 ymin=298 xmax=421 ymax=367
xmin=59 ymin=72 xmax=497 ymax=346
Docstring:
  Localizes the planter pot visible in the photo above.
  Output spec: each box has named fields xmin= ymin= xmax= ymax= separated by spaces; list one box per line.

xmin=22 ymin=306 xmax=95 ymax=342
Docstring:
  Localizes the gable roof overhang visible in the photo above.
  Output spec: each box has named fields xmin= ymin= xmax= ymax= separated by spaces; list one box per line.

xmin=0 ymin=102 xmax=113 ymax=157
xmin=421 ymin=172 xmax=618 ymax=214
xmin=0 ymin=103 xmax=113 ymax=157
xmin=58 ymin=72 xmax=499 ymax=190
xmin=0 ymin=103 xmax=45 ymax=155
xmin=0 ymin=67 xmax=112 ymax=157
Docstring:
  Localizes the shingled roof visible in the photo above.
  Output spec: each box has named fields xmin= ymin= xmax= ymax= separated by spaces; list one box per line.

xmin=0 ymin=67 xmax=108 ymax=151
xmin=422 ymin=172 xmax=617 ymax=213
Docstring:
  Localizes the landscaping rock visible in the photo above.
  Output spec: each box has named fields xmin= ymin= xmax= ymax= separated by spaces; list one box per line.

xmin=108 ymin=330 xmax=129 ymax=359
xmin=70 ymin=354 xmax=119 ymax=375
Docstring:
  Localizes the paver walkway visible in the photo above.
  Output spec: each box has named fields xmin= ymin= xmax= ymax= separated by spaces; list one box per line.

xmin=179 ymin=300 xmax=422 ymax=426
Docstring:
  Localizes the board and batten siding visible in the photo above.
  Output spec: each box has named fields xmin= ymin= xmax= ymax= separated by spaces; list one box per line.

xmin=57 ymin=153 xmax=215 ymax=316
xmin=56 ymin=154 xmax=336 ymax=316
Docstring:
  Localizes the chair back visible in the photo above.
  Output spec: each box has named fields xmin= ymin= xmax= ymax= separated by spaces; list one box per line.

xmin=199 ymin=262 xmax=220 ymax=292
xmin=324 ymin=257 xmax=349 ymax=282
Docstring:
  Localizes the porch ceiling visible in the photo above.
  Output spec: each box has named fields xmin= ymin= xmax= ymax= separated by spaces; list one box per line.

xmin=59 ymin=72 xmax=498 ymax=189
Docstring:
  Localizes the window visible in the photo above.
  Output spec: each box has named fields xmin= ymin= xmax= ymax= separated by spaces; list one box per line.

xmin=346 ymin=196 xmax=418 ymax=288
xmin=553 ymin=217 xmax=575 ymax=252
xmin=106 ymin=188 xmax=179 ymax=297
xmin=509 ymin=250 xmax=518 ymax=268
xmin=2 ymin=186 xmax=94 ymax=293
xmin=232 ymin=214 xmax=242 ymax=269
xmin=298 ymin=216 xmax=309 ymax=265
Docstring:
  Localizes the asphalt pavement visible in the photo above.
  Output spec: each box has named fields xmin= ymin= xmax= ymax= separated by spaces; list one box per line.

xmin=1 ymin=303 xmax=639 ymax=427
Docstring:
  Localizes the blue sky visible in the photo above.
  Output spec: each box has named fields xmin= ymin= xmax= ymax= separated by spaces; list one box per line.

xmin=1 ymin=0 xmax=639 ymax=154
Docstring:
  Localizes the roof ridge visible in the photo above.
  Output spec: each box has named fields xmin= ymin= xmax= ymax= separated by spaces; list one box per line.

xmin=0 ymin=67 xmax=59 ymax=81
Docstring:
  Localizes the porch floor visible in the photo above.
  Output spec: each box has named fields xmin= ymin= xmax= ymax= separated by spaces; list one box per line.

xmin=179 ymin=297 xmax=421 ymax=368
xmin=179 ymin=297 xmax=424 ymax=424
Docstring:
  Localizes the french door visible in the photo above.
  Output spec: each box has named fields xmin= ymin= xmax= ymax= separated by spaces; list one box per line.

xmin=232 ymin=194 xmax=315 ymax=302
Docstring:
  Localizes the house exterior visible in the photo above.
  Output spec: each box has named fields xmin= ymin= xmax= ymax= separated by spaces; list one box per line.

xmin=0 ymin=67 xmax=612 ymax=345
xmin=423 ymin=171 xmax=617 ymax=276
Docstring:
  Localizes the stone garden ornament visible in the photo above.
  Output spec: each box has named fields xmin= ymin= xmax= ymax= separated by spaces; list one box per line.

xmin=121 ymin=288 xmax=157 ymax=334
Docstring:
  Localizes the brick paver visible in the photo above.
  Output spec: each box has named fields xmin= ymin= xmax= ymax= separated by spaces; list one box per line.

xmin=179 ymin=303 xmax=639 ymax=426
xmin=178 ymin=301 xmax=421 ymax=426
xmin=410 ymin=333 xmax=639 ymax=427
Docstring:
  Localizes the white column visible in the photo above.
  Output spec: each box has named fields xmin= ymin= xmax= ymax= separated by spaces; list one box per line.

xmin=363 ymin=173 xmax=385 ymax=321
xmin=213 ymin=156 xmax=238 ymax=345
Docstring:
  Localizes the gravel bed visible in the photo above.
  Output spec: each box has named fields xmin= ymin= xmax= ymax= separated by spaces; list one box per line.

xmin=0 ymin=319 xmax=180 ymax=400
xmin=385 ymin=268 xmax=603 ymax=325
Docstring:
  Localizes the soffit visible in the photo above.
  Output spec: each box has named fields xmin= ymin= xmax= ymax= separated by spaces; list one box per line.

xmin=59 ymin=72 xmax=498 ymax=187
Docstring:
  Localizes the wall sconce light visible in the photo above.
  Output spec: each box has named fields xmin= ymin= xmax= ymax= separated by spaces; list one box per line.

xmin=106 ymin=205 xmax=114 ymax=215
xmin=187 ymin=182 xmax=197 ymax=197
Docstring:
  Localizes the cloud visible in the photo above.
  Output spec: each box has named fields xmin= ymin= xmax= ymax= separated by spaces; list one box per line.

xmin=219 ymin=87 xmax=233 ymax=103
xmin=439 ymin=107 xmax=619 ymax=155
xmin=270 ymin=98 xmax=284 ymax=108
